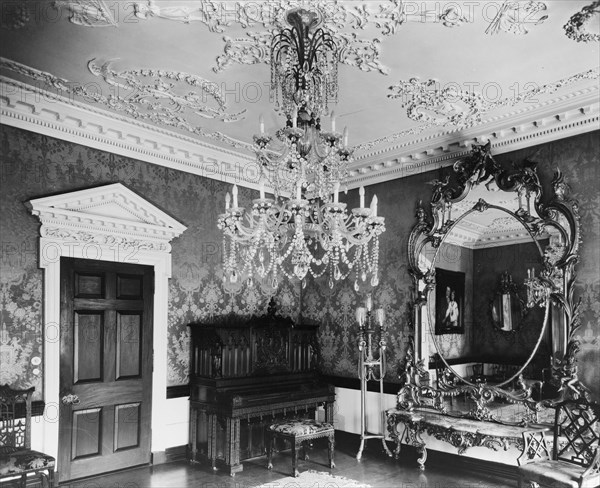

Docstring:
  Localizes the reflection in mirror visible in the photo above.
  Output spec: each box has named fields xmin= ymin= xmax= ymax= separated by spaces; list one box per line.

xmin=427 ymin=204 xmax=549 ymax=391
xmin=490 ymin=271 xmax=524 ymax=332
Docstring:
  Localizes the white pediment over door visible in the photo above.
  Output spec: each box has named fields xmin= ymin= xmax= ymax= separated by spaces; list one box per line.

xmin=27 ymin=183 xmax=187 ymax=254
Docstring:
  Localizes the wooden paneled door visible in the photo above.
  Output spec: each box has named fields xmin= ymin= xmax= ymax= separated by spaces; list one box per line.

xmin=59 ymin=258 xmax=154 ymax=482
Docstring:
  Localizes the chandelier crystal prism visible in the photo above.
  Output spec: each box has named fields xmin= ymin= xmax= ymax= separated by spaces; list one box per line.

xmin=218 ymin=8 xmax=385 ymax=290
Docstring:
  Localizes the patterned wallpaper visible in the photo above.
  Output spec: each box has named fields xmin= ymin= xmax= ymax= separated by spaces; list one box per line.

xmin=302 ymin=170 xmax=436 ymax=380
xmin=1 ymin=124 xmax=598 ymax=401
xmin=0 ymin=125 xmax=299 ymax=399
xmin=303 ymin=130 xmax=600 ymax=400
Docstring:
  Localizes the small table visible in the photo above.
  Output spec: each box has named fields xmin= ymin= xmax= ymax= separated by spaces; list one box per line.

xmin=266 ymin=419 xmax=335 ymax=478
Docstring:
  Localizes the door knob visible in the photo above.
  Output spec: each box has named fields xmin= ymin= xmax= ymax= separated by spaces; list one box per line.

xmin=61 ymin=394 xmax=80 ymax=405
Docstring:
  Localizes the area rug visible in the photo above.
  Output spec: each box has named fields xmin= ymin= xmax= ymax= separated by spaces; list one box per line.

xmin=256 ymin=470 xmax=371 ymax=488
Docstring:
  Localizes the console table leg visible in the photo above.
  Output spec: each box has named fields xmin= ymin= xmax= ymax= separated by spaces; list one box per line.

xmin=381 ymin=437 xmax=393 ymax=457
xmin=417 ymin=444 xmax=427 ymax=470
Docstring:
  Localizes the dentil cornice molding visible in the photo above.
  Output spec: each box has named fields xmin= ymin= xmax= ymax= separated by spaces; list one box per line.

xmin=27 ymin=183 xmax=188 ymax=256
xmin=0 ymin=77 xmax=261 ymax=190
xmin=347 ymin=85 xmax=600 ymax=188
xmin=1 ymin=76 xmax=598 ymax=191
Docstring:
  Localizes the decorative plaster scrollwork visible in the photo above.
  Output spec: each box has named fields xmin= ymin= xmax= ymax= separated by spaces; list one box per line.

xmin=133 ymin=0 xmax=229 ymax=32
xmin=0 ymin=57 xmax=251 ymax=150
xmin=485 ymin=1 xmax=548 ymax=35
xmin=388 ymin=78 xmax=488 ymax=127
xmin=87 ymin=59 xmax=244 ymax=122
xmin=53 ymin=0 xmax=117 ymax=27
xmin=156 ymin=0 xmax=473 ymax=75
xmin=386 ymin=69 xmax=600 ymax=131
xmin=41 ymin=227 xmax=170 ymax=253
xmin=563 ymin=1 xmax=600 ymax=43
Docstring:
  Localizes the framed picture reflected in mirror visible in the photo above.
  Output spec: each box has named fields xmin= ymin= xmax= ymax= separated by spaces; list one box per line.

xmin=435 ymin=268 xmax=465 ymax=335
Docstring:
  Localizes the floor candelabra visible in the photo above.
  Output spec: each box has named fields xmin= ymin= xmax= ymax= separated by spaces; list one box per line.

xmin=356 ymin=295 xmax=393 ymax=460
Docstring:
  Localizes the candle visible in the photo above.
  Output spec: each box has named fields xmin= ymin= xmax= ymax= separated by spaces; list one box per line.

xmin=225 ymin=192 xmax=230 ymax=210
xmin=232 ymin=184 xmax=238 ymax=208
xmin=330 ymin=110 xmax=336 ymax=132
xmin=343 ymin=126 xmax=349 ymax=147
xmin=370 ymin=195 xmax=378 ymax=217
xmin=296 ymin=183 xmax=302 ymax=200
xmin=527 ymin=269 xmax=531 ymax=278
xmin=532 ymin=267 xmax=535 ymax=278
xmin=366 ymin=295 xmax=372 ymax=312
xmin=375 ymin=308 xmax=385 ymax=327
xmin=259 ymin=180 xmax=265 ymax=199
xmin=292 ymin=106 xmax=297 ymax=128
xmin=359 ymin=186 xmax=365 ymax=208
xmin=355 ymin=307 xmax=366 ymax=328
xmin=259 ymin=114 xmax=265 ymax=135
xmin=333 ymin=182 xmax=340 ymax=203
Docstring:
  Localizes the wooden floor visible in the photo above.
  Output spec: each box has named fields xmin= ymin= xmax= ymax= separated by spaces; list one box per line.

xmin=57 ymin=434 xmax=515 ymax=488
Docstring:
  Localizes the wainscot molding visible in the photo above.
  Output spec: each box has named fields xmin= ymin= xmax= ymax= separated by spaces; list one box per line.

xmin=322 ymin=375 xmax=400 ymax=395
xmin=151 ymin=444 xmax=188 ymax=465
xmin=167 ymin=385 xmax=190 ymax=399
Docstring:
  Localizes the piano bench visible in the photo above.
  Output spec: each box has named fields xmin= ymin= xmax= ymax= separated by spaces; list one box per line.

xmin=266 ymin=419 xmax=335 ymax=478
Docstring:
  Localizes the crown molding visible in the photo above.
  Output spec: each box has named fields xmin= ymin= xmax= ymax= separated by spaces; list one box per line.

xmin=1 ymin=77 xmax=598 ymax=192
xmin=0 ymin=77 xmax=262 ymax=189
xmin=347 ymin=86 xmax=600 ymax=188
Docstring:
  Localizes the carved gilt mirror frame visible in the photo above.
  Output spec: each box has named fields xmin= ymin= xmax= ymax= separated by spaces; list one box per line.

xmin=398 ymin=142 xmax=586 ymax=424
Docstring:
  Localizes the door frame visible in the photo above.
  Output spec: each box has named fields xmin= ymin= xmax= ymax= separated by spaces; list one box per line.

xmin=28 ymin=183 xmax=187 ymax=475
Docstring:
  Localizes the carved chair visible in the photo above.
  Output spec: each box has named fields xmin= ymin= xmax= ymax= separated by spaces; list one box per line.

xmin=517 ymin=398 xmax=600 ymax=488
xmin=0 ymin=386 xmax=55 ymax=487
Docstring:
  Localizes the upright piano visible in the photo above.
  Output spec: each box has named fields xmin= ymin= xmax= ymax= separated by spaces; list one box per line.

xmin=188 ymin=306 xmax=335 ymax=475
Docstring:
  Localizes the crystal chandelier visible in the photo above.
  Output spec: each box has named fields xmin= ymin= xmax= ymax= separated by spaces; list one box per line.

xmin=218 ymin=8 xmax=385 ymax=290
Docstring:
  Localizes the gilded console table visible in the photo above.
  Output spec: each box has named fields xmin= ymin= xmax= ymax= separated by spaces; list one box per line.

xmin=385 ymin=408 xmax=549 ymax=470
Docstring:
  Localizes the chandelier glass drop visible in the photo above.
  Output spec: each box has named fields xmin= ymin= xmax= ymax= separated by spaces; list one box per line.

xmin=218 ymin=8 xmax=385 ymax=290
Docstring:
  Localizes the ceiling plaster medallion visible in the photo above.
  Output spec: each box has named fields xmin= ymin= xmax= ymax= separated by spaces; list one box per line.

xmin=53 ymin=0 xmax=118 ymax=27
xmin=563 ymin=1 xmax=600 ymax=43
xmin=133 ymin=1 xmax=472 ymax=76
xmin=485 ymin=1 xmax=548 ymax=35
xmin=0 ymin=57 xmax=251 ymax=150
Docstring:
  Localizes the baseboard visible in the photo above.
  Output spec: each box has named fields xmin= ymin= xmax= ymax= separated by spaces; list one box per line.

xmin=152 ymin=445 xmax=188 ymax=465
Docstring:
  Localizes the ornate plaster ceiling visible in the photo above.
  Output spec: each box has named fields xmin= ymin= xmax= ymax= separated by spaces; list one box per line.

xmin=1 ymin=0 xmax=599 ymax=189
xmin=443 ymin=183 xmax=543 ymax=248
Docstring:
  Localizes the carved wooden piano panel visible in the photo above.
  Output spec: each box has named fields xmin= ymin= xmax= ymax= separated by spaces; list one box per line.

xmin=188 ymin=309 xmax=335 ymax=476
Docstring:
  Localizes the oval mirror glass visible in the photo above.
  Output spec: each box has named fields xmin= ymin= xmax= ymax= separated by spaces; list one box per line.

xmin=426 ymin=205 xmax=550 ymax=391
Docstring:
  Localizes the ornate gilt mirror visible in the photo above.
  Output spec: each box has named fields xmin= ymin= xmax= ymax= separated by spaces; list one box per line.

xmin=399 ymin=142 xmax=585 ymax=424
